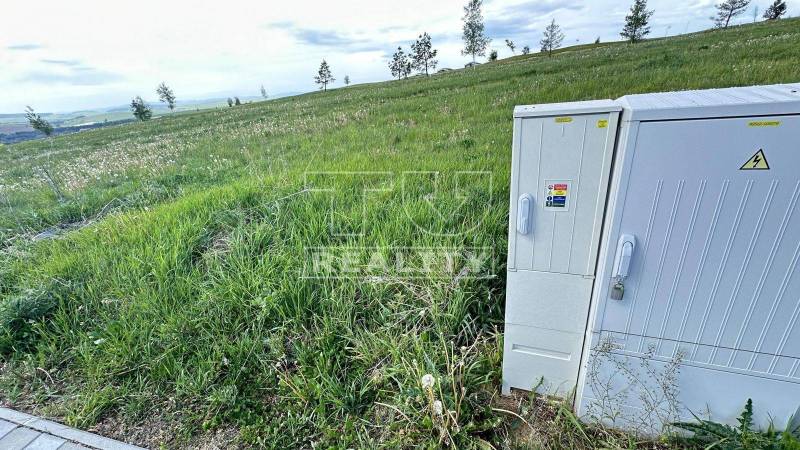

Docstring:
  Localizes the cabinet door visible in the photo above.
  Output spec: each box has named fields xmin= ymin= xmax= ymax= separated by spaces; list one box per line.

xmin=504 ymin=111 xmax=618 ymax=395
xmin=599 ymin=115 xmax=800 ymax=378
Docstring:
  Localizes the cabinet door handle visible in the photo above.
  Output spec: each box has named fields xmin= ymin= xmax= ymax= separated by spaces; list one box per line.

xmin=613 ymin=234 xmax=636 ymax=279
xmin=517 ymin=194 xmax=533 ymax=235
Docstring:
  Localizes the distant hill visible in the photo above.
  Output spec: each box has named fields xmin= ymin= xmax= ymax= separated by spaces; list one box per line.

xmin=0 ymin=118 xmax=136 ymax=144
xmin=0 ymin=92 xmax=302 ymax=143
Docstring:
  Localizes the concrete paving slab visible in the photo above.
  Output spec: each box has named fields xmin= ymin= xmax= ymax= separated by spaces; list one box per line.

xmin=58 ymin=443 xmax=93 ymax=450
xmin=0 ymin=408 xmax=145 ymax=450
xmin=0 ymin=418 xmax=18 ymax=439
xmin=23 ymin=433 xmax=67 ymax=450
xmin=0 ymin=426 xmax=39 ymax=449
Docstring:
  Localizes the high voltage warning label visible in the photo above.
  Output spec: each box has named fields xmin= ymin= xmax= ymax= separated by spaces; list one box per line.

xmin=740 ymin=149 xmax=770 ymax=170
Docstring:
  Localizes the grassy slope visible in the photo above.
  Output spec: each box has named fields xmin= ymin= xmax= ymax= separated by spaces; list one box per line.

xmin=1 ymin=20 xmax=800 ymax=448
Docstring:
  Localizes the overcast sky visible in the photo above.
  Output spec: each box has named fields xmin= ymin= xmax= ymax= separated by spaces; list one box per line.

xmin=2 ymin=0 xmax=797 ymax=113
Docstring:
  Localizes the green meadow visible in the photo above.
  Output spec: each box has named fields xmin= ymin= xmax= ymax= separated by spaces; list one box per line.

xmin=1 ymin=19 xmax=800 ymax=448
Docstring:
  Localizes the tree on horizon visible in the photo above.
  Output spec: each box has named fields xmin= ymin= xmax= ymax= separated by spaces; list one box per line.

xmin=260 ymin=84 xmax=268 ymax=99
xmin=540 ymin=19 xmax=565 ymax=56
xmin=24 ymin=106 xmax=54 ymax=136
xmin=462 ymin=0 xmax=490 ymax=63
xmin=713 ymin=0 xmax=751 ymax=28
xmin=621 ymin=0 xmax=654 ymax=43
xmin=156 ymin=82 xmax=176 ymax=111
xmin=130 ymin=96 xmax=152 ymax=121
xmin=505 ymin=39 xmax=516 ymax=54
xmin=315 ymin=59 xmax=335 ymax=91
xmin=411 ymin=33 xmax=438 ymax=76
xmin=763 ymin=0 xmax=787 ymax=19
xmin=389 ymin=47 xmax=411 ymax=80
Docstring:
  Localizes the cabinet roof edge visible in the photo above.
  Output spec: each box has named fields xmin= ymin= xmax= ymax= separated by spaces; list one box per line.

xmin=513 ymin=100 xmax=622 ymax=118
xmin=618 ymin=83 xmax=800 ymax=122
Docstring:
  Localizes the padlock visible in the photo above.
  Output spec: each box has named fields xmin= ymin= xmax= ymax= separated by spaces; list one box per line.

xmin=610 ymin=281 xmax=625 ymax=300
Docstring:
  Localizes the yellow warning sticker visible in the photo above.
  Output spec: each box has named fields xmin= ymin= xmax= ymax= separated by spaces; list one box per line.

xmin=597 ymin=119 xmax=609 ymax=128
xmin=555 ymin=117 xmax=573 ymax=123
xmin=740 ymin=149 xmax=770 ymax=170
xmin=748 ymin=121 xmax=781 ymax=127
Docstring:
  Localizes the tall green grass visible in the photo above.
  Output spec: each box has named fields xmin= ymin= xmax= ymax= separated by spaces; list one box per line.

xmin=1 ymin=19 xmax=800 ymax=448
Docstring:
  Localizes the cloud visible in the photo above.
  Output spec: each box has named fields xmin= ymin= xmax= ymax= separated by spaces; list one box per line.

xmin=492 ymin=0 xmax=583 ymax=16
xmin=485 ymin=16 xmax=537 ymax=38
xmin=268 ymin=22 xmax=386 ymax=52
xmin=297 ymin=29 xmax=361 ymax=46
xmin=40 ymin=59 xmax=82 ymax=66
xmin=7 ymin=43 xmax=43 ymax=51
xmin=485 ymin=0 xmax=584 ymax=38
xmin=377 ymin=25 xmax=410 ymax=34
xmin=19 ymin=66 xmax=124 ymax=86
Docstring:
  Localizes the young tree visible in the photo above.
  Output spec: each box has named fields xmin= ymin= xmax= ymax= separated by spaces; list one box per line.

xmin=130 ymin=96 xmax=152 ymax=121
xmin=505 ymin=39 xmax=516 ymax=54
xmin=314 ymin=59 xmax=335 ymax=91
xmin=234 ymin=97 xmax=242 ymax=106
xmin=25 ymin=106 xmax=64 ymax=201
xmin=260 ymin=84 xmax=268 ymax=99
xmin=227 ymin=97 xmax=233 ymax=107
xmin=344 ymin=75 xmax=350 ymax=85
xmin=621 ymin=0 xmax=654 ymax=43
xmin=521 ymin=45 xmax=530 ymax=55
xmin=712 ymin=0 xmax=751 ymax=28
xmin=489 ymin=49 xmax=498 ymax=61
xmin=24 ymin=106 xmax=53 ymax=136
xmin=156 ymin=82 xmax=176 ymax=111
xmin=411 ymin=33 xmax=438 ymax=75
xmin=540 ymin=19 xmax=565 ymax=56
xmin=389 ymin=48 xmax=400 ymax=79
xmin=461 ymin=0 xmax=491 ymax=63
xmin=389 ymin=47 xmax=410 ymax=80
xmin=763 ymin=0 xmax=787 ymax=19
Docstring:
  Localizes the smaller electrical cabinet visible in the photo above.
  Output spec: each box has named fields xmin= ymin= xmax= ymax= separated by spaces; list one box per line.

xmin=503 ymin=101 xmax=621 ymax=395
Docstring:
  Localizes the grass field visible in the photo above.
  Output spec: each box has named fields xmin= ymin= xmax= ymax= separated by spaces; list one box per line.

xmin=2 ymin=19 xmax=800 ymax=449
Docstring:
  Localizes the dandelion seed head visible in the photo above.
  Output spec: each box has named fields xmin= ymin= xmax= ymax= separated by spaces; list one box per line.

xmin=421 ymin=374 xmax=435 ymax=389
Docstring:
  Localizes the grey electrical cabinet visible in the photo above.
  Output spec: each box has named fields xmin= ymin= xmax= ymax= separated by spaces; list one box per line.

xmin=503 ymin=83 xmax=800 ymax=432
xmin=503 ymin=101 xmax=621 ymax=395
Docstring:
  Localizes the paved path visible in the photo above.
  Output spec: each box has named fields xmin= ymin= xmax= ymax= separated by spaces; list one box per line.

xmin=0 ymin=408 xmax=145 ymax=450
